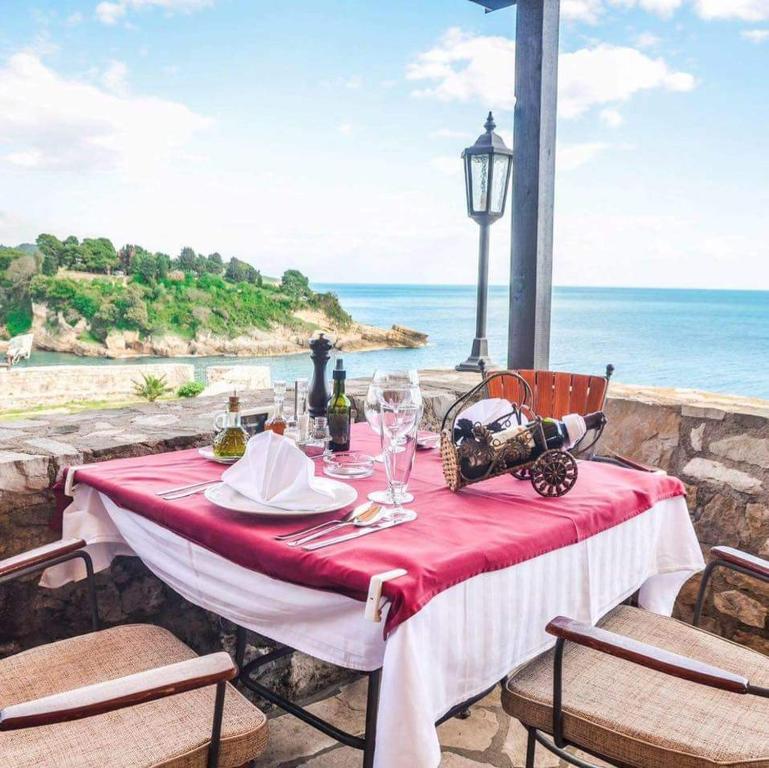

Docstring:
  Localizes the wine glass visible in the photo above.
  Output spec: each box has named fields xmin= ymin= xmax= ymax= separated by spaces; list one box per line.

xmin=367 ymin=375 xmax=422 ymax=506
xmin=364 ymin=386 xmax=385 ymax=462
xmin=366 ymin=370 xmax=422 ymax=457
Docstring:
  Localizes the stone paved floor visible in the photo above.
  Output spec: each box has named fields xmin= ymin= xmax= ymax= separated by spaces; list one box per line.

xmin=259 ymin=680 xmax=611 ymax=768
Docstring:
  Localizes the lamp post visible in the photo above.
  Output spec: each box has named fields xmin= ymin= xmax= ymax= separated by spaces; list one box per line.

xmin=456 ymin=112 xmax=513 ymax=372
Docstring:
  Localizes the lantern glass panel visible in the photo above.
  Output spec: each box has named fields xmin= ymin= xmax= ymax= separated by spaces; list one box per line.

xmin=470 ymin=154 xmax=490 ymax=213
xmin=489 ymin=154 xmax=511 ymax=215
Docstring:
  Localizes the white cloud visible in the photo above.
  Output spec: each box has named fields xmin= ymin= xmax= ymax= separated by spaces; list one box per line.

xmin=0 ymin=52 xmax=210 ymax=174
xmin=600 ymin=107 xmax=624 ymax=126
xmin=101 ymin=60 xmax=128 ymax=94
xmin=65 ymin=12 xmax=85 ymax=26
xmin=562 ymin=0 xmax=605 ymax=23
xmin=611 ymin=0 xmax=684 ymax=17
xmin=337 ymin=122 xmax=354 ymax=135
xmin=560 ymin=44 xmax=695 ymax=117
xmin=408 ymin=30 xmax=695 ymax=120
xmin=558 ymin=142 xmax=609 ymax=170
xmin=742 ymin=28 xmax=769 ymax=41
xmin=95 ymin=0 xmax=214 ymax=25
xmin=407 ymin=28 xmax=517 ymax=108
xmin=694 ymin=0 xmax=769 ymax=20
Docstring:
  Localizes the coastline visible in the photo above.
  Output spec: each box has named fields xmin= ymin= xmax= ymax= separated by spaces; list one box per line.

xmin=6 ymin=301 xmax=428 ymax=361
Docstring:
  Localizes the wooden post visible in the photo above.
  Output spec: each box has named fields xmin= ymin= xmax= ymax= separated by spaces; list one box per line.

xmin=507 ymin=0 xmax=560 ymax=369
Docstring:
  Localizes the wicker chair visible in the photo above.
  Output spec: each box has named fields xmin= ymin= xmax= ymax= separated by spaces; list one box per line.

xmin=503 ymin=545 xmax=769 ymax=768
xmin=0 ymin=538 xmax=268 ymax=768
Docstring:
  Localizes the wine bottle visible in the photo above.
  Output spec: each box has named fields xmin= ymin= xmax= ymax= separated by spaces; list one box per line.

xmin=541 ymin=412 xmax=604 ymax=450
xmin=212 ymin=394 xmax=249 ymax=458
xmin=327 ymin=359 xmax=351 ymax=452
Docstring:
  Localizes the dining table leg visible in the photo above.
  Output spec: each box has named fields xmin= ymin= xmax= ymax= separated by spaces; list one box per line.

xmin=362 ymin=668 xmax=382 ymax=768
xmin=235 ymin=624 xmax=247 ymax=670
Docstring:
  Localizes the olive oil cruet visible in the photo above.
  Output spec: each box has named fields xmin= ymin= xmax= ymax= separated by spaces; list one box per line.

xmin=213 ymin=392 xmax=249 ymax=458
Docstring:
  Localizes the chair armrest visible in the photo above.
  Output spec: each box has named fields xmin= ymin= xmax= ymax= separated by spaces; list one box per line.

xmin=0 ymin=651 xmax=236 ymax=731
xmin=711 ymin=546 xmax=769 ymax=580
xmin=546 ymin=616 xmax=748 ymax=694
xmin=0 ymin=539 xmax=86 ymax=580
xmin=592 ymin=452 xmax=661 ymax=473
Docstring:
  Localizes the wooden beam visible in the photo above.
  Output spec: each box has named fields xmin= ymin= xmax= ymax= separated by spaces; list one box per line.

xmin=508 ymin=0 xmax=560 ymax=369
xmin=468 ymin=0 xmax=517 ymax=11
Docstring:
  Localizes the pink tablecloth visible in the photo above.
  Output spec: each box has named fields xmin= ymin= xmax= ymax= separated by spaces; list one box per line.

xmin=62 ymin=423 xmax=684 ymax=635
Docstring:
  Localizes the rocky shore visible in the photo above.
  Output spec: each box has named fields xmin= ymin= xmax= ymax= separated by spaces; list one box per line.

xmin=21 ymin=303 xmax=428 ymax=359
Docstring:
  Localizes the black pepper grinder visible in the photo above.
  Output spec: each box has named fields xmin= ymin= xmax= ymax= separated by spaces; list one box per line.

xmin=308 ymin=333 xmax=333 ymax=418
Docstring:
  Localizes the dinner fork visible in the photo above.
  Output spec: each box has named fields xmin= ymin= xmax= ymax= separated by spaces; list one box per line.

xmin=274 ymin=502 xmax=376 ymax=541
xmin=157 ymin=480 xmax=219 ymax=499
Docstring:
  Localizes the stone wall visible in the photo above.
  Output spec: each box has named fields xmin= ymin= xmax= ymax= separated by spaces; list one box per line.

xmin=2 ymin=371 xmax=769 ymax=697
xmin=601 ymin=384 xmax=769 ymax=652
xmin=0 ymin=363 xmax=194 ymax=410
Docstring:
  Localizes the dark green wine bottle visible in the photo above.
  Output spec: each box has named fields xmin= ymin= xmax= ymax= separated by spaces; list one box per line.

xmin=327 ymin=359 xmax=351 ymax=452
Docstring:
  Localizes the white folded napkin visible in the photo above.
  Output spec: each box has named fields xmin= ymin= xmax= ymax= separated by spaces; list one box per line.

xmin=221 ymin=431 xmax=335 ymax=510
xmin=455 ymin=398 xmax=522 ymax=430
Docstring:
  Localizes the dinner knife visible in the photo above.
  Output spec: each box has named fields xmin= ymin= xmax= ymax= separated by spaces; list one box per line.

xmin=301 ymin=516 xmax=411 ymax=551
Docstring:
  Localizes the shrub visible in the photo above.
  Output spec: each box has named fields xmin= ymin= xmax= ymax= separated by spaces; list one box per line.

xmin=177 ymin=380 xmax=205 ymax=398
xmin=5 ymin=305 xmax=32 ymax=336
xmin=132 ymin=373 xmax=171 ymax=402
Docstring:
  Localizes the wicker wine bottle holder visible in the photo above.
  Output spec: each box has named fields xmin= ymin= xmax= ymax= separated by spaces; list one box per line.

xmin=439 ymin=371 xmax=579 ymax=497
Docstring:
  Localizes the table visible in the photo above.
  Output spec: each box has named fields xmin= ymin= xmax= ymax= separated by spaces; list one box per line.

xmin=43 ymin=427 xmax=704 ymax=768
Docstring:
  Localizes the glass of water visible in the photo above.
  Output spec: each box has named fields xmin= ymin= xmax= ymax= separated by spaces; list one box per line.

xmin=368 ymin=374 xmax=422 ymax=506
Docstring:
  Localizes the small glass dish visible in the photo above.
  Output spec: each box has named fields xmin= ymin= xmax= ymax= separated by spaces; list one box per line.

xmin=323 ymin=452 xmax=374 ymax=479
xmin=416 ymin=430 xmax=440 ymax=450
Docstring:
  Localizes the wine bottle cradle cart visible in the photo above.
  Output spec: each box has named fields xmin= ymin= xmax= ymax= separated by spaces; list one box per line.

xmin=440 ymin=371 xmax=604 ymax=498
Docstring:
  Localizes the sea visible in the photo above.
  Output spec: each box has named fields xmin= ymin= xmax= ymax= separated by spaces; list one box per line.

xmin=16 ymin=285 xmax=769 ymax=400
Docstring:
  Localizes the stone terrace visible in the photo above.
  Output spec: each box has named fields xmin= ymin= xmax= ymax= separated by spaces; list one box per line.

xmin=261 ymin=682 xmax=609 ymax=767
xmin=3 ymin=369 xmax=769 ymax=765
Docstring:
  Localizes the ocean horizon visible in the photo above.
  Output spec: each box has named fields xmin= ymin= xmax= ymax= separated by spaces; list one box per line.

xmin=17 ymin=284 xmax=769 ymax=401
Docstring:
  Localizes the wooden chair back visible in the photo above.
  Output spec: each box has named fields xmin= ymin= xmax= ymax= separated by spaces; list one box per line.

xmin=485 ymin=368 xmax=611 ymax=420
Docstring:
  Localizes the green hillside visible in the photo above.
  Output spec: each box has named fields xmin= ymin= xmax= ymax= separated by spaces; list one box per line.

xmin=0 ymin=234 xmax=350 ymax=342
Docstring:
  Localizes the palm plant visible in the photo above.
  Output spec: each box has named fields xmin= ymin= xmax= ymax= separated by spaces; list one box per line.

xmin=132 ymin=373 xmax=171 ymax=402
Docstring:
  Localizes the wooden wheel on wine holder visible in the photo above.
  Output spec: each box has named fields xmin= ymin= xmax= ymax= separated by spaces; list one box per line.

xmin=512 ymin=467 xmax=530 ymax=480
xmin=530 ymin=450 xmax=578 ymax=497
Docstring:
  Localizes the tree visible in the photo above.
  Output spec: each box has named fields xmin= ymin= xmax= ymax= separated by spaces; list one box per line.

xmin=61 ymin=236 xmax=81 ymax=269
xmin=90 ymin=302 xmax=117 ymax=341
xmin=131 ymin=250 xmax=159 ymax=283
xmin=281 ymin=269 xmax=311 ymax=299
xmin=177 ymin=247 xmax=197 ymax=273
xmin=155 ymin=252 xmax=171 ymax=279
xmin=5 ymin=255 xmax=37 ymax=288
xmin=36 ymin=234 xmax=64 ymax=273
xmin=118 ymin=244 xmax=136 ymax=272
xmin=80 ymin=238 xmax=118 ymax=273
xmin=206 ymin=252 xmax=224 ymax=274
xmin=225 ymin=257 xmax=249 ymax=283
xmin=243 ymin=263 xmax=259 ymax=284
xmin=194 ymin=254 xmax=208 ymax=276
xmin=41 ymin=253 xmax=58 ymax=276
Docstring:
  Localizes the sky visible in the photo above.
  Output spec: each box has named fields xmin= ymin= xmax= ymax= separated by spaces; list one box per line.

xmin=0 ymin=0 xmax=767 ymax=289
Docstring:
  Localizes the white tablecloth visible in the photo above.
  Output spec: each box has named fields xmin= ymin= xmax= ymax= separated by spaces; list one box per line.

xmin=43 ymin=486 xmax=704 ymax=768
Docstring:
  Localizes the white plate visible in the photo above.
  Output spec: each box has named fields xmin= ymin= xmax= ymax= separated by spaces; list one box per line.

xmin=204 ymin=478 xmax=358 ymax=517
xmin=198 ymin=446 xmax=240 ymax=465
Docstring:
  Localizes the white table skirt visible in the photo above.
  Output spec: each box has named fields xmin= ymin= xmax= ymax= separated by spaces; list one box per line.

xmin=43 ymin=487 xmax=704 ymax=768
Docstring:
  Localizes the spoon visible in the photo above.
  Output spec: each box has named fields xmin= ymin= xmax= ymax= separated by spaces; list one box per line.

xmin=275 ymin=501 xmax=377 ymax=541
xmin=287 ymin=503 xmax=384 ymax=547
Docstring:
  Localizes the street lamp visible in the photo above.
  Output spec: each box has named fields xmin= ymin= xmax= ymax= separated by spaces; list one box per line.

xmin=456 ymin=111 xmax=513 ymax=372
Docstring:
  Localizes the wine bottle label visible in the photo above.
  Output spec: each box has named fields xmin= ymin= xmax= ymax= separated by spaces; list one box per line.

xmin=328 ymin=410 xmax=351 ymax=450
